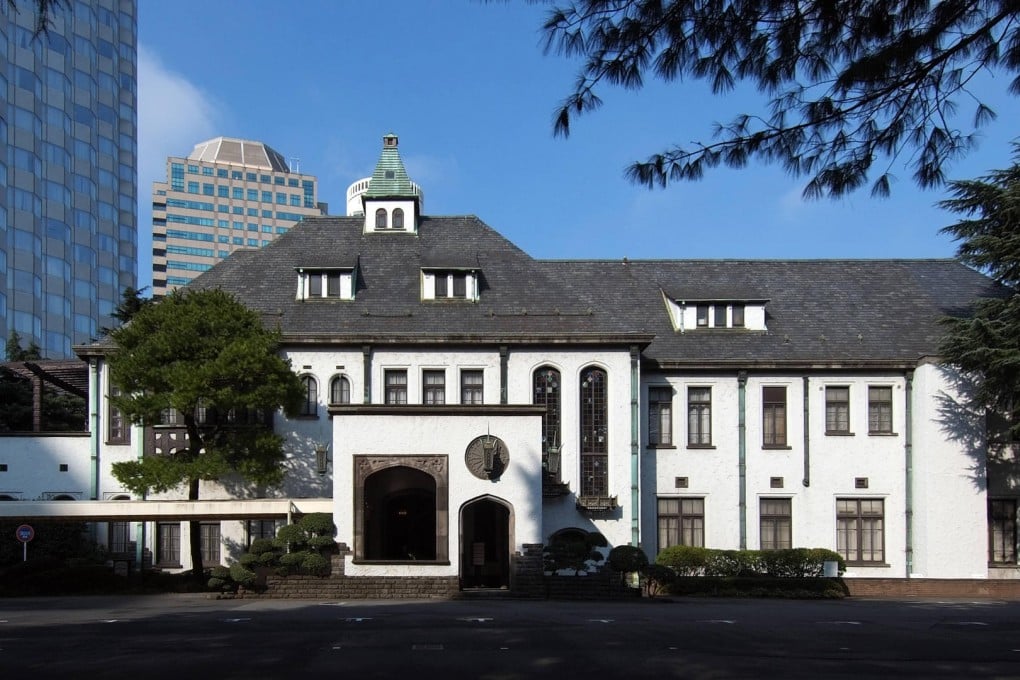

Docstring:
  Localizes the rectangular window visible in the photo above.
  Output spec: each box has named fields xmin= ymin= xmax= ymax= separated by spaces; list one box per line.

xmin=763 ymin=386 xmax=787 ymax=447
xmin=461 ymin=370 xmax=484 ymax=405
xmin=108 ymin=521 xmax=130 ymax=553
xmin=202 ymin=183 xmax=214 ymax=196
xmin=868 ymin=386 xmax=893 ymax=434
xmin=187 ymin=181 xmax=199 ymax=194
xmin=836 ymin=498 xmax=884 ymax=563
xmin=657 ymin=497 xmax=705 ymax=551
xmin=384 ymin=369 xmax=408 ymax=405
xmin=989 ymin=499 xmax=1017 ymax=564
xmin=825 ymin=386 xmax=850 ymax=434
xmin=648 ymin=386 xmax=673 ymax=446
xmin=247 ymin=519 xmax=279 ymax=548
xmin=731 ymin=305 xmax=745 ymax=327
xmin=687 ymin=387 xmax=712 ymax=446
xmin=200 ymin=522 xmax=221 ymax=566
xmin=423 ymin=370 xmax=446 ymax=405
xmin=760 ymin=498 xmax=792 ymax=550
xmin=696 ymin=304 xmax=709 ymax=327
xmin=107 ymin=385 xmax=128 ymax=444
xmin=217 ymin=185 xmax=228 ymax=198
xmin=713 ymin=305 xmax=726 ymax=327
xmin=157 ymin=522 xmax=180 ymax=565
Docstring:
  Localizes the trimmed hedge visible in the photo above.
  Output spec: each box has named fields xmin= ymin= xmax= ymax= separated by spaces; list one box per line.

xmin=669 ymin=576 xmax=849 ymax=599
xmin=656 ymin=546 xmax=846 ymax=577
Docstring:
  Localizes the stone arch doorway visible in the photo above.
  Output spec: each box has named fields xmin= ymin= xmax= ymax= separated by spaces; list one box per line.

xmin=460 ymin=496 xmax=512 ymax=590
xmin=364 ymin=466 xmax=437 ymax=561
xmin=353 ymin=456 xmax=449 ymax=563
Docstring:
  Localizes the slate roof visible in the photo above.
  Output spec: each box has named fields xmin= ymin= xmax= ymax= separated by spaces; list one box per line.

xmin=178 ymin=214 xmax=998 ymax=368
xmin=363 ymin=134 xmax=417 ymax=198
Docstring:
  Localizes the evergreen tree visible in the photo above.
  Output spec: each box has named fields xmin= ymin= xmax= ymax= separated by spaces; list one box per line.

xmin=543 ymin=0 xmax=1019 ymax=197
xmin=939 ymin=144 xmax=1020 ymax=438
xmin=108 ymin=288 xmax=305 ymax=577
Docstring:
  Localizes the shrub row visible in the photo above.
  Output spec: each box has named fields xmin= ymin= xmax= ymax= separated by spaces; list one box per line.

xmin=669 ymin=575 xmax=849 ymax=599
xmin=656 ymin=546 xmax=846 ymax=578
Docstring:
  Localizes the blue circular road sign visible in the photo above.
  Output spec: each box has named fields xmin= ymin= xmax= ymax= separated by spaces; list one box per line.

xmin=15 ymin=524 xmax=34 ymax=542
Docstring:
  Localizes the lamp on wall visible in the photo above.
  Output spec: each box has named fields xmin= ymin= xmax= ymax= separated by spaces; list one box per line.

xmin=546 ymin=430 xmax=561 ymax=476
xmin=314 ymin=443 xmax=330 ymax=476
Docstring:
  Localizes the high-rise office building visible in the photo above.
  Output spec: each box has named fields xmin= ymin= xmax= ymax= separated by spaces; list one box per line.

xmin=151 ymin=137 xmax=324 ymax=297
xmin=1 ymin=0 xmax=138 ymax=358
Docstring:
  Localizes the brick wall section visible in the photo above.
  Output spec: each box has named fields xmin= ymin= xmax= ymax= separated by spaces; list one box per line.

xmin=844 ymin=578 xmax=1020 ymax=599
xmin=513 ymin=543 xmax=545 ymax=598
xmin=544 ymin=572 xmax=641 ymax=600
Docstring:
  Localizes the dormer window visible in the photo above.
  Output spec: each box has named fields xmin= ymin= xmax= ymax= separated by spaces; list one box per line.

xmin=423 ymin=269 xmax=479 ymax=301
xmin=664 ymin=296 xmax=767 ymax=332
xmin=297 ymin=268 xmax=355 ymax=300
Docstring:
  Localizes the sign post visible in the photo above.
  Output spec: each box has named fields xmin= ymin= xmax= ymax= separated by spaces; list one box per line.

xmin=15 ymin=524 xmax=34 ymax=562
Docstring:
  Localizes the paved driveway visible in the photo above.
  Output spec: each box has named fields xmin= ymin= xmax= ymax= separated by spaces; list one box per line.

xmin=2 ymin=595 xmax=1019 ymax=678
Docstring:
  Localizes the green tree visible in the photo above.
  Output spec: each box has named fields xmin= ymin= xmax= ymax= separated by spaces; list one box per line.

xmin=6 ymin=0 xmax=69 ymax=37
xmin=543 ymin=0 xmax=1019 ymax=198
xmin=100 ymin=286 xmax=154 ymax=336
xmin=939 ymin=144 xmax=1020 ymax=438
xmin=5 ymin=330 xmax=42 ymax=361
xmin=108 ymin=288 xmax=305 ymax=578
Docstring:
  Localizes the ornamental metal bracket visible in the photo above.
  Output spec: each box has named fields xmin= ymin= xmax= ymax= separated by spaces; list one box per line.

xmin=576 ymin=495 xmax=619 ymax=513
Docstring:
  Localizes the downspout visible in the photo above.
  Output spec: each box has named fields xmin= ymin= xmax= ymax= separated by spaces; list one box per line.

xmin=89 ymin=358 xmax=100 ymax=500
xmin=630 ymin=346 xmax=640 ymax=547
xmin=499 ymin=346 xmax=509 ymax=405
xmin=904 ymin=369 xmax=914 ymax=578
xmin=738 ymin=371 xmax=748 ymax=549
xmin=362 ymin=345 xmax=372 ymax=404
xmin=802 ymin=376 xmax=811 ymax=488
xmin=135 ymin=418 xmax=146 ymax=569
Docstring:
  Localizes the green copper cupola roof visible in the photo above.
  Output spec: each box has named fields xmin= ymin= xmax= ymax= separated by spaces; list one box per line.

xmin=364 ymin=134 xmax=417 ymax=198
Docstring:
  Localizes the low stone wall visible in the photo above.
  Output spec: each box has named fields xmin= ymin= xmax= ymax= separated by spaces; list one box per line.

xmin=261 ymin=574 xmax=459 ymax=599
xmin=543 ymin=572 xmax=641 ymax=600
xmin=844 ymin=578 xmax=1020 ymax=599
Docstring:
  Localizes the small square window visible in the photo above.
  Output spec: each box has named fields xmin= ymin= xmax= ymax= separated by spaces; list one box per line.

xmin=0 ymin=464 xmax=7 ymax=472
xmin=59 ymin=463 xmax=69 ymax=472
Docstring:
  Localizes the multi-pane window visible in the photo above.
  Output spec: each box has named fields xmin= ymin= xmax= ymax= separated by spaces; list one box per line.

xmin=657 ymin=497 xmax=705 ymax=550
xmin=461 ymin=370 xmax=484 ymax=405
xmin=375 ymin=208 xmax=387 ymax=229
xmin=648 ymin=386 xmax=673 ymax=446
xmin=713 ymin=305 xmax=726 ymax=327
xmin=763 ymin=386 xmax=788 ymax=447
xmin=836 ymin=498 xmax=884 ymax=563
xmin=580 ymin=367 xmax=608 ymax=497
xmin=200 ymin=522 xmax=221 ymax=566
xmin=989 ymin=499 xmax=1017 ymax=564
xmin=385 ymin=370 xmax=408 ymax=405
xmin=108 ymin=521 xmax=130 ymax=553
xmin=329 ymin=376 xmax=351 ymax=405
xmin=696 ymin=305 xmax=709 ymax=327
xmin=247 ymin=519 xmax=279 ymax=548
xmin=731 ymin=305 xmax=745 ymax=327
xmin=760 ymin=498 xmax=792 ymax=550
xmin=868 ymin=386 xmax=894 ymax=434
xmin=688 ymin=387 xmax=712 ymax=446
xmin=423 ymin=370 xmax=446 ymax=405
xmin=393 ymin=208 xmax=404 ymax=229
xmin=108 ymin=385 xmax=128 ymax=444
xmin=157 ymin=522 xmax=180 ymax=565
xmin=534 ymin=367 xmax=561 ymax=475
xmin=434 ymin=272 xmax=469 ymax=299
xmin=825 ymin=386 xmax=850 ymax=434
xmin=300 ymin=376 xmax=318 ymax=417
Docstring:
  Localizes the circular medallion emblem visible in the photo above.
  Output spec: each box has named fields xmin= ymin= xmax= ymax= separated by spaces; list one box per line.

xmin=464 ymin=434 xmax=509 ymax=480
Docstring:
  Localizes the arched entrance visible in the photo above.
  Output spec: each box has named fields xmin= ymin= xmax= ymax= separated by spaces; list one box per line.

xmin=460 ymin=496 xmax=512 ymax=589
xmin=363 ymin=466 xmax=437 ymax=561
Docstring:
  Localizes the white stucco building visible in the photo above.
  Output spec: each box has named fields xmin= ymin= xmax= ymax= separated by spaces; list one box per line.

xmin=1 ymin=134 xmax=1013 ymax=592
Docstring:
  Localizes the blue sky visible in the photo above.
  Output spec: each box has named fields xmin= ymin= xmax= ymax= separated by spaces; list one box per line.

xmin=136 ymin=0 xmax=1020 ymax=289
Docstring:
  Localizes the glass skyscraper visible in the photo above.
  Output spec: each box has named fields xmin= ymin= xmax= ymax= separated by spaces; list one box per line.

xmin=1 ymin=0 xmax=138 ymax=358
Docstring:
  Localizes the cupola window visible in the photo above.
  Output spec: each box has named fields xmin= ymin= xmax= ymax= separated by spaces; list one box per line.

xmin=375 ymin=208 xmax=387 ymax=229
xmin=392 ymin=208 xmax=404 ymax=229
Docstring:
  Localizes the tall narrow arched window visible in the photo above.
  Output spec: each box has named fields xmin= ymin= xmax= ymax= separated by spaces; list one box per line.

xmin=392 ymin=208 xmax=404 ymax=229
xmin=533 ymin=366 xmax=561 ymax=479
xmin=300 ymin=375 xmax=318 ymax=417
xmin=580 ymin=366 xmax=608 ymax=497
xmin=375 ymin=208 xmax=387 ymax=229
xmin=330 ymin=376 xmax=351 ymax=405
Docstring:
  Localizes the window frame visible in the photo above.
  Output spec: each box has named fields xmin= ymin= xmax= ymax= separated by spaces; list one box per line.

xmin=657 ymin=497 xmax=705 ymax=551
xmin=384 ymin=369 xmax=408 ymax=405
xmin=989 ymin=498 xmax=1018 ymax=565
xmin=762 ymin=386 xmax=788 ymax=448
xmin=156 ymin=522 xmax=181 ymax=567
xmin=375 ymin=208 xmax=387 ymax=229
xmin=825 ymin=385 xmax=851 ymax=435
xmin=299 ymin=375 xmax=318 ymax=417
xmin=648 ymin=386 xmax=674 ymax=447
xmin=759 ymin=497 xmax=792 ymax=550
xmin=460 ymin=369 xmax=484 ymax=405
xmin=580 ymin=367 xmax=609 ymax=497
xmin=107 ymin=384 xmax=128 ymax=444
xmin=423 ymin=369 xmax=446 ymax=405
xmin=200 ymin=522 xmax=221 ymax=566
xmin=836 ymin=498 xmax=885 ymax=564
xmin=687 ymin=386 xmax=712 ymax=447
xmin=533 ymin=366 xmax=562 ymax=478
xmin=329 ymin=375 xmax=351 ymax=405
xmin=868 ymin=385 xmax=894 ymax=434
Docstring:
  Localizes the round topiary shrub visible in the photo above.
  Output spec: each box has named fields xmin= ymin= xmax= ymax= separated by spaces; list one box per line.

xmin=301 ymin=552 xmax=330 ymax=576
xmin=229 ymin=563 xmax=256 ymax=588
xmin=298 ymin=513 xmax=335 ymax=537
xmin=607 ymin=545 xmax=648 ymax=574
